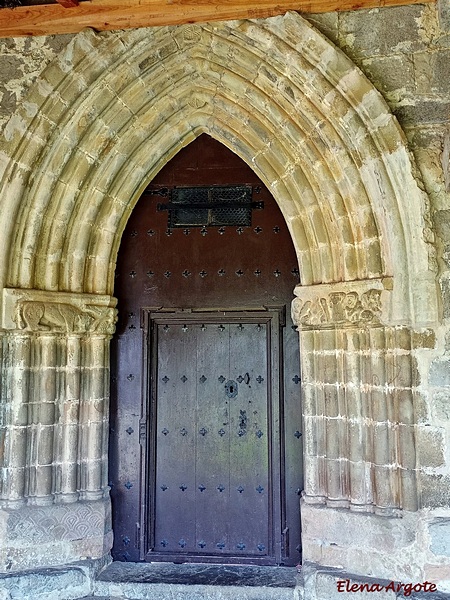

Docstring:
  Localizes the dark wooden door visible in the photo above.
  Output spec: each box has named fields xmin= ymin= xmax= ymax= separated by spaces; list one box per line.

xmin=146 ymin=311 xmax=282 ymax=564
xmin=109 ymin=134 xmax=303 ymax=566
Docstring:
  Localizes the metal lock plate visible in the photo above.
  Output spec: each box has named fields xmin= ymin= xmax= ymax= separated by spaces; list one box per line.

xmin=225 ymin=380 xmax=238 ymax=398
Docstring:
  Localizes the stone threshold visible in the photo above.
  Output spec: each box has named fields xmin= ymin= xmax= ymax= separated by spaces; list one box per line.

xmin=86 ymin=561 xmax=300 ymax=599
xmin=97 ymin=561 xmax=298 ymax=586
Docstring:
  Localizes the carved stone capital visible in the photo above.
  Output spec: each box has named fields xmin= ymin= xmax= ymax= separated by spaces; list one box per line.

xmin=2 ymin=288 xmax=118 ymax=335
xmin=291 ymin=279 xmax=392 ymax=329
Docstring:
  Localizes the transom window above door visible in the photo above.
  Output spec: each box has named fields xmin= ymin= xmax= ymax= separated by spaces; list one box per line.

xmin=152 ymin=185 xmax=263 ymax=228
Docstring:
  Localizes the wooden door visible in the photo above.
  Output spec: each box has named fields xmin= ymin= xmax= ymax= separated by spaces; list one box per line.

xmin=145 ymin=311 xmax=282 ymax=564
xmin=109 ymin=134 xmax=303 ymax=566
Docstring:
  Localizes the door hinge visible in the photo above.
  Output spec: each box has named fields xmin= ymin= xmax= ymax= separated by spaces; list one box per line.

xmin=139 ymin=419 xmax=147 ymax=445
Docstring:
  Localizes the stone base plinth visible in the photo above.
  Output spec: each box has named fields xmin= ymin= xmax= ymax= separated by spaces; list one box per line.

xmin=0 ymin=498 xmax=112 ymax=573
xmin=0 ymin=558 xmax=109 ymax=600
xmin=300 ymin=563 xmax=450 ymax=600
xmin=301 ymin=501 xmax=450 ymax=592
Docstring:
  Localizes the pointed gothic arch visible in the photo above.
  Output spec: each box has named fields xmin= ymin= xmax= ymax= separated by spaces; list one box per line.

xmin=0 ymin=14 xmax=434 ymax=311
xmin=0 ymin=11 xmax=438 ymax=578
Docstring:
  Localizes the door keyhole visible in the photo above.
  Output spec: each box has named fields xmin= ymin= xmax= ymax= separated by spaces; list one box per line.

xmin=225 ymin=380 xmax=238 ymax=398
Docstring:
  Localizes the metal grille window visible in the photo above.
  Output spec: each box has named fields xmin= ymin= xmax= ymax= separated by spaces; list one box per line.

xmin=156 ymin=185 xmax=262 ymax=228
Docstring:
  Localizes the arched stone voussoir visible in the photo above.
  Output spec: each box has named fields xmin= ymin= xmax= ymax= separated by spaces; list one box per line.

xmin=62 ymin=69 xmax=379 ymax=290
xmin=57 ymin=82 xmax=335 ymax=290
xmin=0 ymin=13 xmax=437 ymax=324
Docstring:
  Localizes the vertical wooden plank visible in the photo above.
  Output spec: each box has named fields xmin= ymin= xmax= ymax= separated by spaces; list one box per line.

xmin=153 ymin=321 xmax=197 ymax=554
xmin=283 ymin=312 xmax=303 ymax=564
xmin=194 ymin=320 xmax=230 ymax=555
xmin=110 ymin=332 xmax=143 ymax=560
xmin=228 ymin=320 xmax=270 ymax=558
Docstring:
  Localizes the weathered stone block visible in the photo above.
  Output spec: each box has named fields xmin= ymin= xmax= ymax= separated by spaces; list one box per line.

xmin=430 ymin=519 xmax=450 ymax=556
xmin=405 ymin=126 xmax=449 ymax=213
xmin=416 ymin=426 xmax=446 ymax=468
xmin=443 ymin=132 xmax=450 ymax=194
xmin=360 ymin=54 xmax=415 ymax=102
xmin=434 ymin=210 xmax=450 ymax=245
xmin=338 ymin=5 xmax=429 ymax=60
xmin=413 ymin=390 xmax=431 ymax=424
xmin=0 ymin=89 xmax=17 ymax=121
xmin=438 ymin=0 xmax=450 ymax=32
xmin=395 ymin=101 xmax=450 ymax=127
xmin=440 ymin=275 xmax=450 ymax=320
xmin=419 ymin=473 xmax=450 ymax=508
xmin=395 ymin=390 xmax=414 ymax=424
xmin=431 ymin=390 xmax=450 ymax=421
xmin=0 ymin=565 xmax=91 ymax=600
xmin=391 ymin=327 xmax=413 ymax=351
xmin=46 ymin=34 xmax=75 ymax=53
xmin=302 ymin=502 xmax=416 ymax=553
xmin=429 ymin=357 xmax=450 ymax=387
xmin=313 ymin=569 xmax=397 ymax=600
xmin=396 ymin=353 xmax=419 ymax=388
xmin=0 ymin=55 xmax=23 ymax=82
xmin=412 ymin=329 xmax=436 ymax=349
xmin=414 ymin=49 xmax=450 ymax=96
xmin=305 ymin=13 xmax=339 ymax=46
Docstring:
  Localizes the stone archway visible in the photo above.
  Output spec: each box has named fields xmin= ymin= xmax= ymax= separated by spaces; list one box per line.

xmin=0 ymin=11 xmax=437 ymax=585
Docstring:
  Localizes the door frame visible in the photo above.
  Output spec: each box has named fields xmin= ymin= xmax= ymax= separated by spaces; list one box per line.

xmin=139 ymin=306 xmax=287 ymax=564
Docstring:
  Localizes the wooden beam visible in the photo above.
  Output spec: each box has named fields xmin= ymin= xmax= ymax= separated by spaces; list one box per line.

xmin=0 ymin=0 xmax=435 ymax=38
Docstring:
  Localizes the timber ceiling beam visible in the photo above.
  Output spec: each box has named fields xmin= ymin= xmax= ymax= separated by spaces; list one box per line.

xmin=0 ymin=0 xmax=435 ymax=38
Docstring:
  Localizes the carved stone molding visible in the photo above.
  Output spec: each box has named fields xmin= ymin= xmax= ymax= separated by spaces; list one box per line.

xmin=2 ymin=288 xmax=118 ymax=335
xmin=7 ymin=499 xmax=109 ymax=543
xmin=291 ymin=279 xmax=392 ymax=329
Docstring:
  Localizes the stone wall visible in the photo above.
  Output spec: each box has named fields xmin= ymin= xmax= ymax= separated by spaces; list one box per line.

xmin=0 ymin=7 xmax=449 ymax=600
xmin=303 ymin=8 xmax=450 ymax=591
xmin=308 ymin=5 xmax=449 ymax=272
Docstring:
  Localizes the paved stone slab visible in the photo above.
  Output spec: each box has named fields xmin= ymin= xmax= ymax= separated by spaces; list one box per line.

xmin=74 ymin=597 xmax=113 ymax=600
xmin=0 ymin=565 xmax=91 ymax=600
xmin=93 ymin=582 xmax=296 ymax=600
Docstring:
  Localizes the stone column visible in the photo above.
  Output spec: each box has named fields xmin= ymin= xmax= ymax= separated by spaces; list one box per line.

xmin=0 ymin=288 xmax=117 ymax=571
xmin=0 ymin=331 xmax=32 ymax=508
xmin=53 ymin=333 xmax=83 ymax=503
xmin=292 ymin=279 xmax=419 ymax=515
